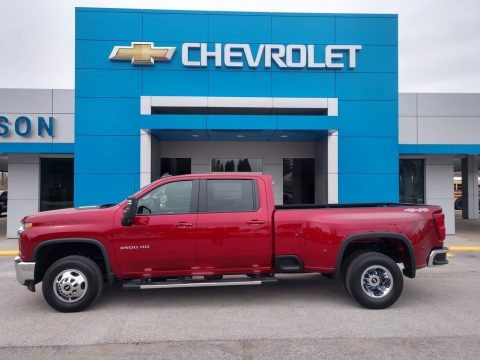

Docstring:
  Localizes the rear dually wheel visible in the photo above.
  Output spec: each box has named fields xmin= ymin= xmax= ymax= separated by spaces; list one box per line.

xmin=344 ymin=252 xmax=403 ymax=309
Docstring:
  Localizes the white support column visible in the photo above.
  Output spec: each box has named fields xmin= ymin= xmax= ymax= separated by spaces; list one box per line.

xmin=140 ymin=130 xmax=152 ymax=187
xmin=425 ymin=156 xmax=455 ymax=234
xmin=7 ymin=155 xmax=40 ymax=239
xmin=327 ymin=131 xmax=339 ymax=204
xmin=462 ymin=155 xmax=479 ymax=220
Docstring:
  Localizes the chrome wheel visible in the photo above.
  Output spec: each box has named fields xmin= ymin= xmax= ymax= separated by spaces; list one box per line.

xmin=53 ymin=268 xmax=88 ymax=303
xmin=360 ymin=265 xmax=393 ymax=299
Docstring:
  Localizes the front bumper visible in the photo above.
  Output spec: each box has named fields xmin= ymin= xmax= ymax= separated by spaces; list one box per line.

xmin=14 ymin=256 xmax=35 ymax=288
xmin=428 ymin=247 xmax=449 ymax=267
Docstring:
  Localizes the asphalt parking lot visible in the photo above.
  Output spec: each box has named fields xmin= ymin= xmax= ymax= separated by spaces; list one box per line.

xmin=1 ymin=250 xmax=479 ymax=359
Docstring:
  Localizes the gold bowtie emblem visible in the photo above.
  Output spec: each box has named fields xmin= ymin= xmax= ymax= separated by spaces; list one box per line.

xmin=109 ymin=42 xmax=176 ymax=65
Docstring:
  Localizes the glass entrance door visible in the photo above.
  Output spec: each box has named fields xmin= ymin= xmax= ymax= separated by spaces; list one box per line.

xmin=283 ymin=158 xmax=315 ymax=204
xmin=40 ymin=158 xmax=74 ymax=211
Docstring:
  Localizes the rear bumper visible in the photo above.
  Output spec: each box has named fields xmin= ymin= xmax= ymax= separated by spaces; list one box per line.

xmin=14 ymin=256 xmax=35 ymax=286
xmin=428 ymin=248 xmax=449 ymax=267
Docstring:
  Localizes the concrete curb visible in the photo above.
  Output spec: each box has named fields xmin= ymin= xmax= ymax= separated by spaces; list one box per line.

xmin=0 ymin=251 xmax=18 ymax=256
xmin=448 ymin=246 xmax=480 ymax=252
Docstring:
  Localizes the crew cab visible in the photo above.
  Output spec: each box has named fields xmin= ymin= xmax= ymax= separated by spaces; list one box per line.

xmin=14 ymin=174 xmax=448 ymax=312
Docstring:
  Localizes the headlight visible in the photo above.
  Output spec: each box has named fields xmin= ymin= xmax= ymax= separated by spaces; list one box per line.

xmin=18 ymin=222 xmax=33 ymax=235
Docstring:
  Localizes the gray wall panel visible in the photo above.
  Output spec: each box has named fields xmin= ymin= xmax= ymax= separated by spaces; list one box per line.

xmin=0 ymin=89 xmax=52 ymax=113
xmin=418 ymin=116 xmax=480 ymax=144
xmin=53 ymin=89 xmax=75 ymax=113
xmin=399 ymin=93 xmax=417 ymax=116
xmin=398 ymin=116 xmax=417 ymax=144
xmin=418 ymin=93 xmax=480 ymax=117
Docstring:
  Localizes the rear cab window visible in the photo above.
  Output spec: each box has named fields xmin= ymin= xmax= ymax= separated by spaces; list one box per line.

xmin=203 ymin=179 xmax=259 ymax=213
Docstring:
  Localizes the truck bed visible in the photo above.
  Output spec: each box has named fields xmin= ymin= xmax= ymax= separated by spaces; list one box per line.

xmin=275 ymin=203 xmax=429 ymax=210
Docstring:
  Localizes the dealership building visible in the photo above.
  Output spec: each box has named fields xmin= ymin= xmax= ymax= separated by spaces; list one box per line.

xmin=0 ymin=8 xmax=479 ymax=238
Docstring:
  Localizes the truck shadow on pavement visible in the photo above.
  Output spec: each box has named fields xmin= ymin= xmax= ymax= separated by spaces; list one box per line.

xmin=95 ymin=274 xmax=354 ymax=310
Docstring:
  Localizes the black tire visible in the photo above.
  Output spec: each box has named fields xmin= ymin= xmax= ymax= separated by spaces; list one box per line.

xmin=345 ymin=252 xmax=403 ymax=309
xmin=42 ymin=255 xmax=103 ymax=313
xmin=341 ymin=250 xmax=370 ymax=296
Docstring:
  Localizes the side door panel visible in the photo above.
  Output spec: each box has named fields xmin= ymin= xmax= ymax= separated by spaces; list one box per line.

xmin=113 ymin=180 xmax=199 ymax=277
xmin=195 ymin=178 xmax=272 ymax=272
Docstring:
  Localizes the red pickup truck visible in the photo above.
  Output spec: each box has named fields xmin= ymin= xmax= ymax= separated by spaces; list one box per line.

xmin=15 ymin=174 xmax=448 ymax=312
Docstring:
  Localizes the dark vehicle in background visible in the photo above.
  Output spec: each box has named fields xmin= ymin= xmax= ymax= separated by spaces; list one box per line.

xmin=0 ymin=191 xmax=7 ymax=215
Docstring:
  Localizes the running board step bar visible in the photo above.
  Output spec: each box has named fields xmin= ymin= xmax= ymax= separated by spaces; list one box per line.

xmin=123 ymin=277 xmax=278 ymax=290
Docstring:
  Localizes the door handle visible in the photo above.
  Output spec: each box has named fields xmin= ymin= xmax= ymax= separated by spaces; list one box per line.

xmin=247 ymin=219 xmax=265 ymax=225
xmin=174 ymin=222 xmax=193 ymax=228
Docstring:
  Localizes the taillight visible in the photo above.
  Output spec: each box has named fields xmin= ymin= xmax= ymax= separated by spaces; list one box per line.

xmin=433 ymin=213 xmax=446 ymax=241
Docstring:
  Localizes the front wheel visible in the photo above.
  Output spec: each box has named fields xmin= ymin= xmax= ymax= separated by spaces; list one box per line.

xmin=42 ymin=255 xmax=103 ymax=312
xmin=344 ymin=252 xmax=403 ymax=309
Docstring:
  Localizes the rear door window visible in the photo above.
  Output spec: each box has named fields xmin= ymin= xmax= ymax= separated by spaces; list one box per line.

xmin=206 ymin=179 xmax=258 ymax=212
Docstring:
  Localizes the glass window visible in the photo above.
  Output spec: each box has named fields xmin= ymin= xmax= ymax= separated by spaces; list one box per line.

xmin=137 ymin=181 xmax=193 ymax=215
xmin=399 ymin=159 xmax=425 ymax=204
xmin=283 ymin=158 xmax=315 ymax=204
xmin=40 ymin=158 xmax=74 ymax=211
xmin=160 ymin=158 xmax=191 ymax=177
xmin=206 ymin=180 xmax=257 ymax=212
xmin=211 ymin=158 xmax=262 ymax=172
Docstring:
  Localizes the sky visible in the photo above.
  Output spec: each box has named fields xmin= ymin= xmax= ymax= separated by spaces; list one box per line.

xmin=0 ymin=0 xmax=479 ymax=92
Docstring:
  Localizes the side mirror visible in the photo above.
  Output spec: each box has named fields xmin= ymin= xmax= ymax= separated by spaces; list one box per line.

xmin=121 ymin=196 xmax=138 ymax=226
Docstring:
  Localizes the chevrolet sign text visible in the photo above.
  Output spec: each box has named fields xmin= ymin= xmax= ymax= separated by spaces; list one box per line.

xmin=182 ymin=43 xmax=362 ymax=69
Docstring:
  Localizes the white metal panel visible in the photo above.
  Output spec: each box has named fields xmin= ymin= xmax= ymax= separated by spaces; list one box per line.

xmin=398 ymin=116 xmax=417 ymax=144
xmin=328 ymin=131 xmax=338 ymax=174
xmin=140 ymin=130 xmax=151 ymax=187
xmin=6 ymin=199 xmax=40 ymax=238
xmin=272 ymin=97 xmax=327 ymax=109
xmin=149 ymin=96 xmax=208 ymax=109
xmin=328 ymin=174 xmax=339 ymax=204
xmin=424 ymin=156 xmax=455 ymax=234
xmin=328 ymin=131 xmax=339 ymax=204
xmin=140 ymin=96 xmax=152 ymax=115
xmin=425 ymin=165 xmax=454 ymax=199
xmin=6 ymin=155 xmax=40 ymax=239
xmin=327 ymin=98 xmax=338 ymax=116
xmin=465 ymin=155 xmax=479 ymax=220
xmin=144 ymin=96 xmax=336 ymax=114
xmin=212 ymin=97 xmax=272 ymax=108
xmin=8 ymin=163 xmax=40 ymax=200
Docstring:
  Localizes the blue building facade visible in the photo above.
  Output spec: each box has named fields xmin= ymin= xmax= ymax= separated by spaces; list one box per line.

xmin=74 ymin=8 xmax=399 ymax=206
